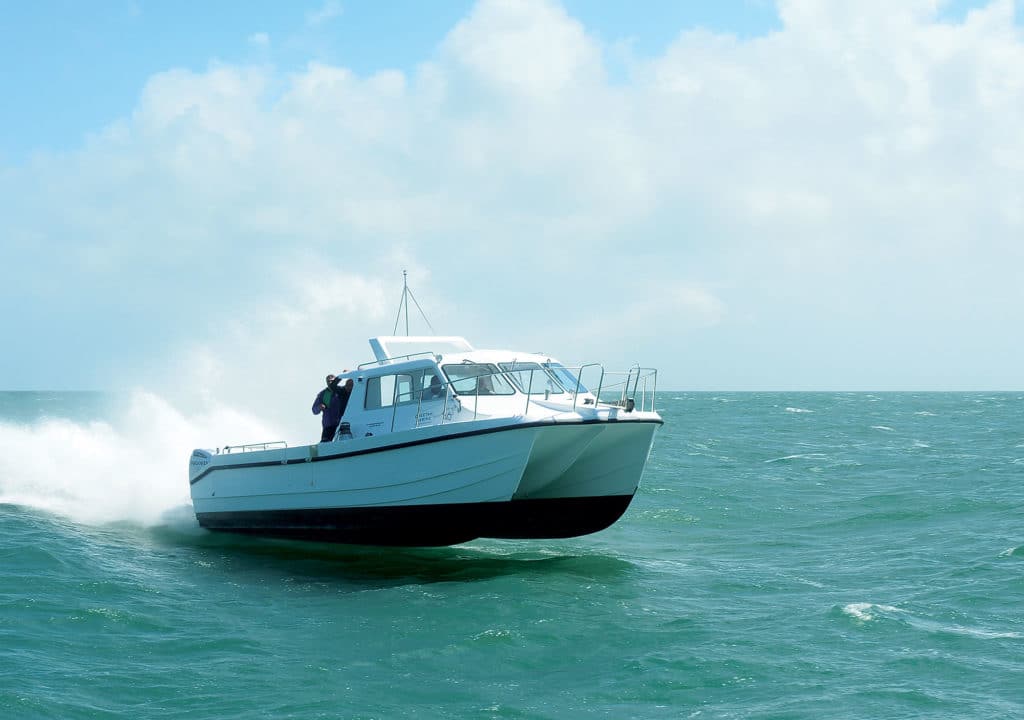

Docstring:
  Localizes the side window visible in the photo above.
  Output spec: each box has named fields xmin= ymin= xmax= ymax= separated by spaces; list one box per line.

xmin=364 ymin=375 xmax=397 ymax=410
xmin=379 ymin=375 xmax=396 ymax=407
xmin=365 ymin=377 xmax=380 ymax=410
xmin=395 ymin=373 xmax=413 ymax=405
xmin=441 ymin=363 xmax=516 ymax=395
xmin=365 ymin=371 xmax=427 ymax=409
xmin=395 ymin=370 xmax=427 ymax=405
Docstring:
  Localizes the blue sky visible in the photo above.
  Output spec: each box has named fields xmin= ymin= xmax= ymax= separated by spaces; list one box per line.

xmin=2 ymin=0 xmax=785 ymax=161
xmin=2 ymin=0 xmax=1022 ymax=396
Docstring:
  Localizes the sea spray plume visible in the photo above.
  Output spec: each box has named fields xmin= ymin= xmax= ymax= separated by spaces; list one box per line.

xmin=0 ymin=390 xmax=278 ymax=526
xmin=114 ymin=264 xmax=428 ymax=445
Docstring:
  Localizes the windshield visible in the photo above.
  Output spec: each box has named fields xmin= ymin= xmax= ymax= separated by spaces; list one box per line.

xmin=498 ymin=362 xmax=565 ymax=395
xmin=544 ymin=363 xmax=589 ymax=394
xmin=442 ymin=363 xmax=516 ymax=396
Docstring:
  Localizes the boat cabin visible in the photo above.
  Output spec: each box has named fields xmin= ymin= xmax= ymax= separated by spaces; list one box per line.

xmin=330 ymin=336 xmax=603 ymax=441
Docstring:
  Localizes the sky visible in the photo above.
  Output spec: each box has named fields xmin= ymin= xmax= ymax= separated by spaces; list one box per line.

xmin=2 ymin=0 xmax=1023 ymax=397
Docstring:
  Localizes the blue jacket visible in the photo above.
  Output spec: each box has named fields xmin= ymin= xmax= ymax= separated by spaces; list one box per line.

xmin=312 ymin=382 xmax=352 ymax=427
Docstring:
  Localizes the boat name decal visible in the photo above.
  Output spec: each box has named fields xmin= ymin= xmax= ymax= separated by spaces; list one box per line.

xmin=190 ymin=451 xmax=212 ymax=469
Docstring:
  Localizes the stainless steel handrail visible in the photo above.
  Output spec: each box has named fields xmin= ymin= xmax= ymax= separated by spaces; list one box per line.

xmin=221 ymin=441 xmax=288 ymax=454
xmin=572 ymin=363 xmax=603 ymax=411
xmin=524 ymin=367 xmax=535 ymax=415
xmin=357 ymin=351 xmax=437 ymax=370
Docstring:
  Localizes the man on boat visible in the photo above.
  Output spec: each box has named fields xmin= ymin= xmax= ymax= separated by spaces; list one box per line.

xmin=312 ymin=373 xmax=354 ymax=442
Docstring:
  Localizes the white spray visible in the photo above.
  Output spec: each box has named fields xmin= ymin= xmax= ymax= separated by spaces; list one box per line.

xmin=0 ymin=390 xmax=281 ymax=526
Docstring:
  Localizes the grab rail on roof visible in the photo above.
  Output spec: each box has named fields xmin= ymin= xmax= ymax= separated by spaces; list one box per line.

xmin=357 ymin=351 xmax=438 ymax=371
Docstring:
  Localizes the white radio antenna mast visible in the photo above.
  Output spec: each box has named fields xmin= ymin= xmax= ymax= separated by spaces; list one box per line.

xmin=391 ymin=270 xmax=436 ymax=336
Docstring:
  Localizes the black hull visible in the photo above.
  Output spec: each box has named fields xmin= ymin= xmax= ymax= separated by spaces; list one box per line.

xmin=195 ymin=494 xmax=635 ymax=547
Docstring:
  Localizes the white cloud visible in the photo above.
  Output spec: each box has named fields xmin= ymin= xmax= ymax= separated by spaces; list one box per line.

xmin=444 ymin=0 xmax=602 ymax=99
xmin=3 ymin=0 xmax=1023 ymax=390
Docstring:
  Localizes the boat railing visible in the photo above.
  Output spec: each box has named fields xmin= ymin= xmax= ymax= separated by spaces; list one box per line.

xmin=220 ymin=441 xmax=288 ymax=455
xmin=571 ymin=363 xmax=604 ymax=411
xmin=491 ymin=363 xmax=659 ymax=416
xmin=491 ymin=363 xmax=659 ymax=415
xmin=566 ymin=364 xmax=658 ymax=413
xmin=598 ymin=366 xmax=658 ymax=412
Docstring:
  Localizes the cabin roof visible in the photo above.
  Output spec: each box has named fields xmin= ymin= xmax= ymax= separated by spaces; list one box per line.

xmin=369 ymin=336 xmax=474 ymax=364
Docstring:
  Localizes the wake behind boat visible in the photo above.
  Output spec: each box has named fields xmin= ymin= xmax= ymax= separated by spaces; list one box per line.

xmin=188 ymin=333 xmax=662 ymax=546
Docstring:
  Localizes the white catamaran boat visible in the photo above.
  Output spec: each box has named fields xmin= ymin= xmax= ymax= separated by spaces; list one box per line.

xmin=188 ymin=286 xmax=662 ymax=546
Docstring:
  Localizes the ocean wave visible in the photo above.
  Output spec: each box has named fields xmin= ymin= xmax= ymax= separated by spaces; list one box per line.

xmin=764 ymin=453 xmax=829 ymax=463
xmin=909 ymin=616 xmax=1024 ymax=640
xmin=842 ymin=603 xmax=1022 ymax=640
xmin=785 ymin=407 xmax=814 ymax=414
xmin=842 ymin=602 xmax=903 ymax=622
xmin=933 ymin=624 xmax=1023 ymax=640
xmin=871 ymin=425 xmax=895 ymax=432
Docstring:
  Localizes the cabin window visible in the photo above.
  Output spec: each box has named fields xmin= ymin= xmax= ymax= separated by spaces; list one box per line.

xmin=499 ymin=362 xmax=565 ymax=395
xmin=544 ymin=363 xmax=589 ymax=394
xmin=394 ymin=369 xmax=427 ymax=405
xmin=442 ymin=363 xmax=516 ymax=396
xmin=364 ymin=370 xmax=430 ymax=409
xmin=364 ymin=375 xmax=394 ymax=410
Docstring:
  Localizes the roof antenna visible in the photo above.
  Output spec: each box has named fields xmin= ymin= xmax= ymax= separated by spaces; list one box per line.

xmin=392 ymin=270 xmax=436 ymax=336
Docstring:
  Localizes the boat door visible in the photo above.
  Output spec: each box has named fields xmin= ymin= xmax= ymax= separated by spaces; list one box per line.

xmin=359 ymin=367 xmax=447 ymax=435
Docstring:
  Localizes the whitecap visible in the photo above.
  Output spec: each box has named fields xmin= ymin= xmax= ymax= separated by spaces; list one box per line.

xmin=914 ymin=411 xmax=936 ymax=416
xmin=871 ymin=425 xmax=894 ymax=432
xmin=845 ymin=601 xmax=1024 ymax=639
xmin=843 ymin=603 xmax=874 ymax=621
xmin=764 ymin=453 xmax=829 ymax=463
xmin=842 ymin=602 xmax=902 ymax=621
xmin=785 ymin=407 xmax=814 ymax=414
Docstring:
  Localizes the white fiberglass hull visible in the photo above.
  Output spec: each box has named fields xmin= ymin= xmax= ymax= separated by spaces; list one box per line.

xmin=189 ymin=417 xmax=661 ymax=546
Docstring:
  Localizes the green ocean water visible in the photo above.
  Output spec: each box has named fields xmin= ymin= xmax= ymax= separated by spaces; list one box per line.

xmin=1 ymin=391 xmax=1022 ymax=719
